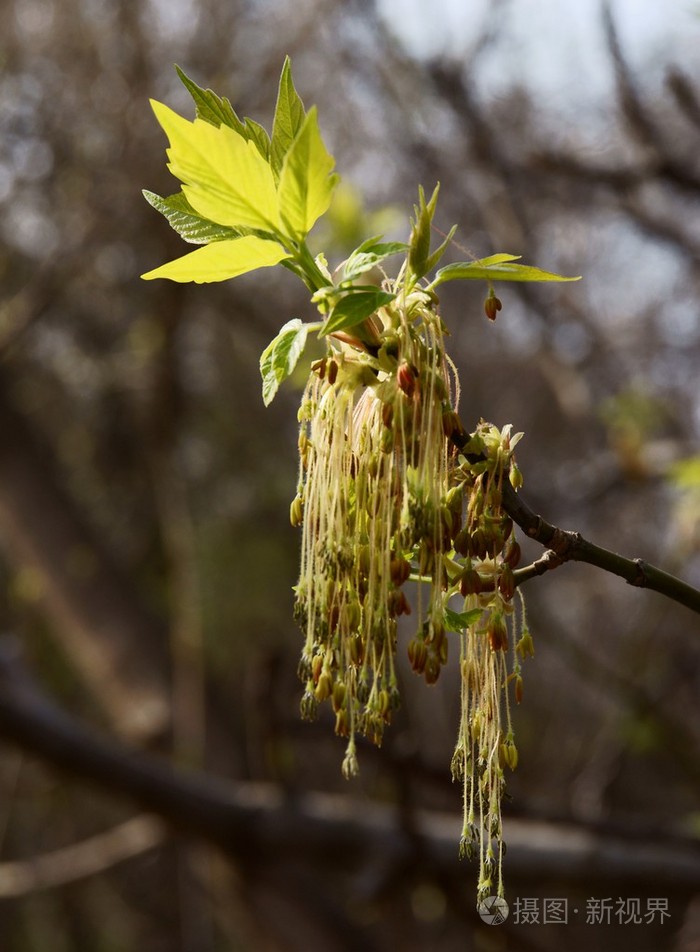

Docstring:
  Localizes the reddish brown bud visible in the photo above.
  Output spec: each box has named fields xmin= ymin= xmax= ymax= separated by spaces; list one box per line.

xmin=460 ymin=566 xmax=483 ymax=596
xmin=311 ymin=357 xmax=327 ymax=379
xmin=407 ymin=638 xmax=427 ymax=674
xmin=397 ymin=361 xmax=416 ymax=397
xmin=424 ymin=654 xmax=441 ymax=685
xmin=327 ymin=359 xmax=338 ymax=385
xmin=484 ymin=293 xmax=502 ymax=321
xmin=487 ymin=615 xmax=508 ymax=652
xmin=390 ymin=557 xmax=412 ymax=587
xmin=498 ymin=564 xmax=515 ymax=601
xmin=388 ymin=588 xmax=411 ymax=617
xmin=503 ymin=538 xmax=521 ymax=569
xmin=382 ymin=401 xmax=394 ymax=429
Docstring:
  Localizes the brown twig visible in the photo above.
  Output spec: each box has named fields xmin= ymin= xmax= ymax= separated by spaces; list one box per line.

xmin=500 ymin=480 xmax=700 ymax=615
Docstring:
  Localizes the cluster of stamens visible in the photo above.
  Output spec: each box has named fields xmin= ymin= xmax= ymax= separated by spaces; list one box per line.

xmin=291 ymin=289 xmax=533 ymax=901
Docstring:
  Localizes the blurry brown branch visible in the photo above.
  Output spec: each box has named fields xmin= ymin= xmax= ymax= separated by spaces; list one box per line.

xmin=0 ymin=814 xmax=165 ymax=898
xmin=0 ymin=638 xmax=698 ymax=891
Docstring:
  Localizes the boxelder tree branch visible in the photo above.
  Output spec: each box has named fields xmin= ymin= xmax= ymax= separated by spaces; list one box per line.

xmin=501 ymin=480 xmax=700 ymax=616
xmin=450 ymin=428 xmax=700 ymax=616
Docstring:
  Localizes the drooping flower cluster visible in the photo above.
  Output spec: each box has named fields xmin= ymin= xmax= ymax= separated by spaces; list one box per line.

xmin=291 ymin=289 xmax=533 ymax=901
xmin=292 ymin=288 xmax=455 ymax=775
xmin=141 ymin=59 xmax=577 ymax=909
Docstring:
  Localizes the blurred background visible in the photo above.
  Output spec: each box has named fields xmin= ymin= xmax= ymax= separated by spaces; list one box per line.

xmin=0 ymin=0 xmax=699 ymax=949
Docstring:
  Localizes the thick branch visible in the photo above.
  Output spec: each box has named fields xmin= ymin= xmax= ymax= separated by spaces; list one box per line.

xmin=0 ymin=645 xmax=699 ymax=889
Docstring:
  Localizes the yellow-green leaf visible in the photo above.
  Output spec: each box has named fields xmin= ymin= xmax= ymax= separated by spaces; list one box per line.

xmin=150 ymin=100 xmax=280 ymax=232
xmin=270 ymin=57 xmax=306 ymax=178
xmin=277 ymin=107 xmax=338 ymax=240
xmin=431 ymin=259 xmax=581 ymax=288
xmin=141 ymin=236 xmax=289 ymax=284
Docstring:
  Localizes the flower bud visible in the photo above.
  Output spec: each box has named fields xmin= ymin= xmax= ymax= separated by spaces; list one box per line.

xmin=332 ymin=680 xmax=346 ymax=712
xmin=334 ymin=708 xmax=349 ymax=736
xmin=349 ymin=633 xmax=364 ymax=666
xmin=516 ymin=630 xmax=535 ymax=660
xmin=509 ymin=463 xmax=523 ymax=490
xmin=460 ymin=566 xmax=483 ymax=596
xmin=423 ymin=654 xmax=441 ymax=684
xmin=503 ymin=538 xmax=521 ymax=569
xmin=487 ymin=614 xmax=508 ymax=651
xmin=514 ymin=675 xmax=523 ymax=705
xmin=397 ymin=361 xmax=416 ymax=398
xmin=381 ymin=401 xmax=394 ymax=429
xmin=498 ymin=564 xmax=515 ymax=601
xmin=407 ymin=637 xmax=428 ymax=673
xmin=300 ymin=688 xmax=318 ymax=721
xmin=311 ymin=357 xmax=327 ymax=379
xmin=484 ymin=293 xmax=502 ymax=321
xmin=315 ymin=670 xmax=333 ymax=702
xmin=454 ymin=527 xmax=471 ymax=557
xmin=289 ymin=494 xmax=304 ymax=527
xmin=390 ymin=557 xmax=412 ymax=586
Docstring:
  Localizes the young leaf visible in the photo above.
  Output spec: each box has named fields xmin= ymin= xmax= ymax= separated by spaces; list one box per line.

xmin=277 ymin=107 xmax=339 ymax=240
xmin=431 ymin=259 xmax=581 ymax=288
xmin=320 ymin=288 xmax=395 ymax=336
xmin=141 ymin=235 xmax=289 ymax=283
xmin=175 ymin=65 xmax=247 ymax=135
xmin=150 ymin=100 xmax=280 ymax=232
xmin=423 ymin=223 xmax=457 ymax=275
xmin=260 ymin=318 xmax=309 ymax=406
xmin=143 ymin=190 xmax=252 ymax=244
xmin=408 ymin=183 xmax=440 ymax=279
xmin=341 ymin=238 xmax=408 ymax=282
xmin=240 ymin=116 xmax=271 ymax=161
xmin=270 ymin=56 xmax=306 ymax=177
xmin=444 ymin=607 xmax=483 ymax=632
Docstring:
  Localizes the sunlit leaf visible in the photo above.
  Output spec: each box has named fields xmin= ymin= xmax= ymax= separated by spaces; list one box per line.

xmin=260 ymin=318 xmax=309 ymax=406
xmin=278 ymin=107 xmax=338 ymax=240
xmin=150 ymin=100 xmax=280 ymax=232
xmin=431 ymin=259 xmax=581 ymax=287
xmin=320 ymin=288 xmax=395 ymax=336
xmin=141 ymin=235 xmax=288 ymax=283
xmin=270 ymin=56 xmax=306 ymax=178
